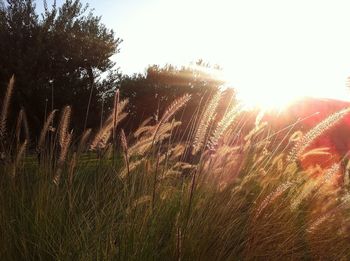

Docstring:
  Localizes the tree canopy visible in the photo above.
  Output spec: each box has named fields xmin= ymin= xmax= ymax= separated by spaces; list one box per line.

xmin=0 ymin=1 xmax=230 ymax=139
xmin=116 ymin=62 xmax=232 ymax=134
xmin=0 ymin=0 xmax=121 ymax=134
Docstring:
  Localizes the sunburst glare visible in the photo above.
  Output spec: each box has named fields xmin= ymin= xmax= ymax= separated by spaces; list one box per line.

xmin=192 ymin=65 xmax=350 ymax=111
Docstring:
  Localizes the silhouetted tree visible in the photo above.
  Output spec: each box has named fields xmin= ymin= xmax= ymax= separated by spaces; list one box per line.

xmin=0 ymin=0 xmax=121 ymax=135
xmin=113 ymin=62 xmax=233 ymax=135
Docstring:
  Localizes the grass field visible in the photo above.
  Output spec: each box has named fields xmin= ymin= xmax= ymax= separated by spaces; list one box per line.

xmin=1 ymin=78 xmax=350 ymax=260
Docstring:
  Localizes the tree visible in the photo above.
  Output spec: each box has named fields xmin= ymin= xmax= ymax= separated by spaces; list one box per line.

xmin=114 ymin=62 xmax=233 ymax=135
xmin=0 ymin=0 xmax=121 ymax=135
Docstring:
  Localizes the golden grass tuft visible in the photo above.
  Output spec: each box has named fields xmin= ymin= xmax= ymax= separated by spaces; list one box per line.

xmin=54 ymin=130 xmax=73 ymax=185
xmin=192 ymin=91 xmax=221 ymax=155
xmin=58 ymin=105 xmax=72 ymax=148
xmin=78 ymin=128 xmax=91 ymax=152
xmin=112 ymin=89 xmax=120 ymax=144
xmin=288 ymin=107 xmax=350 ymax=162
xmin=11 ymin=139 xmax=27 ymax=177
xmin=0 ymin=75 xmax=14 ymax=137
xmin=120 ymin=128 xmax=130 ymax=176
xmin=255 ymin=181 xmax=293 ymax=219
xmin=38 ymin=109 xmax=57 ymax=150
xmin=208 ymin=104 xmax=241 ymax=150
xmin=90 ymin=99 xmax=129 ymax=150
xmin=152 ymin=94 xmax=191 ymax=141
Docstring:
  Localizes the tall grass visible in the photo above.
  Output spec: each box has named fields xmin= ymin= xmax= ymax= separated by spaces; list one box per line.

xmin=1 ymin=77 xmax=350 ymax=260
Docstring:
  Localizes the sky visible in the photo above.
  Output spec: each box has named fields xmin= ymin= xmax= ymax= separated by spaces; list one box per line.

xmin=38 ymin=0 xmax=350 ymax=105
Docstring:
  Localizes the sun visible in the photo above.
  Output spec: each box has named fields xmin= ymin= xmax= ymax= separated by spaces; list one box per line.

xmin=221 ymin=70 xmax=350 ymax=112
xmin=190 ymin=64 xmax=350 ymax=111
xmin=231 ymin=85 xmax=300 ymax=111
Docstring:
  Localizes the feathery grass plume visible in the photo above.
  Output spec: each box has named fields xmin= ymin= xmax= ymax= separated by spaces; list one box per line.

xmin=244 ymin=121 xmax=268 ymax=142
xmin=105 ymin=98 xmax=128 ymax=122
xmin=58 ymin=131 xmax=72 ymax=164
xmin=139 ymin=116 xmax=153 ymax=128
xmin=152 ymin=151 xmax=161 ymax=208
xmin=78 ymin=128 xmax=91 ymax=152
xmin=16 ymin=139 xmax=27 ymax=163
xmin=168 ymin=144 xmax=186 ymax=159
xmin=0 ymin=75 xmax=14 ymax=137
xmin=208 ymin=104 xmax=241 ymax=150
xmin=271 ymin=153 xmax=285 ymax=169
xmin=322 ymin=163 xmax=340 ymax=184
xmin=90 ymin=122 xmax=114 ymax=150
xmin=288 ymin=107 xmax=350 ymax=161
xmin=53 ymin=169 xmax=62 ymax=186
xmin=120 ymin=159 xmax=146 ymax=179
xmin=291 ymin=163 xmax=340 ymax=211
xmin=290 ymin=178 xmax=319 ymax=211
xmin=134 ymin=125 xmax=154 ymax=138
xmin=90 ymin=112 xmax=128 ymax=150
xmin=133 ymin=117 xmax=153 ymax=137
xmin=90 ymin=99 xmax=128 ymax=150
xmin=159 ymin=187 xmax=177 ymax=201
xmin=161 ymin=163 xmax=193 ymax=180
xmin=192 ymin=91 xmax=221 ymax=155
xmin=22 ymin=110 xmax=30 ymax=142
xmin=129 ymin=122 xmax=181 ymax=156
xmin=289 ymin=131 xmax=303 ymax=143
xmin=345 ymin=160 xmax=350 ymax=186
xmin=15 ymin=109 xmax=24 ymax=144
xmin=38 ymin=109 xmax=57 ymax=150
xmin=160 ymin=94 xmax=191 ymax=125
xmin=54 ymin=131 xmax=73 ymax=186
xmin=58 ymin=105 xmax=71 ymax=148
xmin=112 ymin=89 xmax=120 ymax=145
xmin=341 ymin=193 xmax=350 ymax=204
xmin=126 ymin=195 xmax=152 ymax=215
xmin=300 ymin=147 xmax=330 ymax=161
xmin=307 ymin=211 xmax=335 ymax=233
xmin=153 ymin=94 xmax=191 ymax=142
xmin=158 ymin=168 xmax=183 ymax=180
xmin=120 ymin=129 xmax=130 ymax=176
xmin=11 ymin=139 xmax=27 ymax=177
xmin=255 ymin=109 xmax=266 ymax=126
xmin=255 ymin=181 xmax=293 ymax=219
xmin=120 ymin=129 xmax=128 ymax=152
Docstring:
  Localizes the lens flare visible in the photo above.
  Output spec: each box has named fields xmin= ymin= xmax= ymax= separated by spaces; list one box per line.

xmin=189 ymin=64 xmax=350 ymax=111
xmin=222 ymin=71 xmax=350 ymax=111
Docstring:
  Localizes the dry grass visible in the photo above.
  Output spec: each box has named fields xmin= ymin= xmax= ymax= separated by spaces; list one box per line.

xmin=1 ymin=77 xmax=350 ymax=260
xmin=288 ymin=107 xmax=350 ymax=161
xmin=192 ymin=90 xmax=221 ymax=155
xmin=0 ymin=75 xmax=14 ymax=137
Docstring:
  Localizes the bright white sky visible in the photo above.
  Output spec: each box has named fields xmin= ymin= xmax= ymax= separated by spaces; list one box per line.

xmin=40 ymin=0 xmax=350 ymax=106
